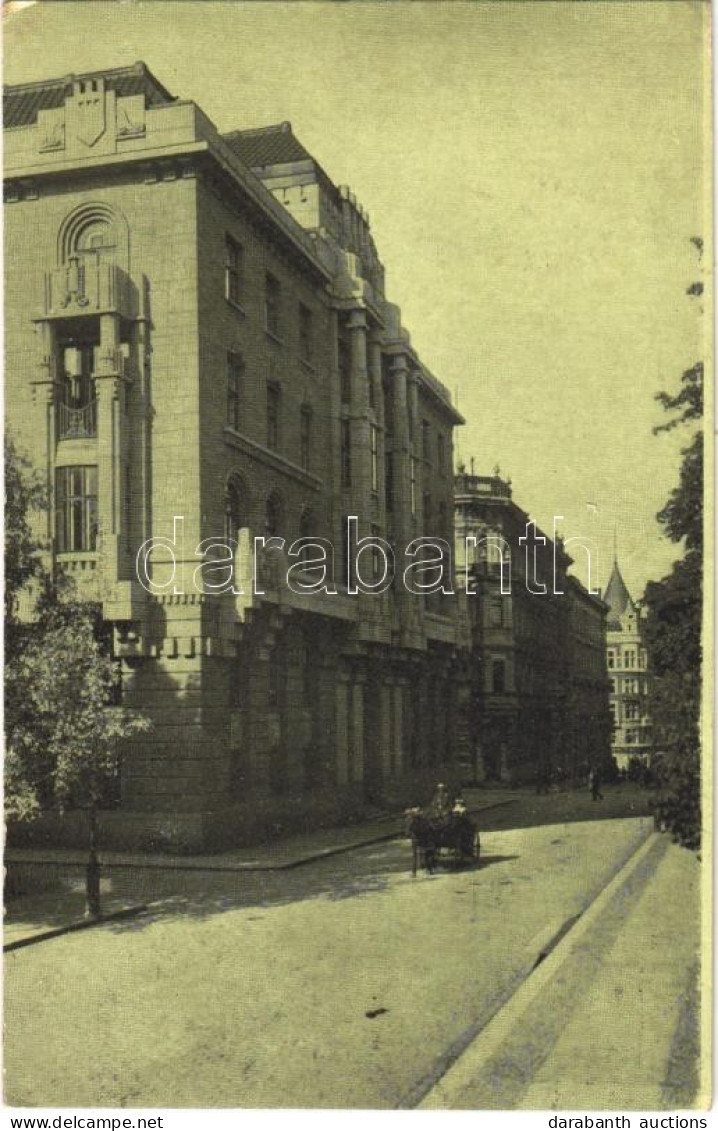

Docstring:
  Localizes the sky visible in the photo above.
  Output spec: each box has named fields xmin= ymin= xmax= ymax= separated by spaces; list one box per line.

xmin=3 ymin=0 xmax=709 ymax=600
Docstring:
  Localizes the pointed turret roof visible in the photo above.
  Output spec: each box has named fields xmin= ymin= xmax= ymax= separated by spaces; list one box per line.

xmin=603 ymin=560 xmax=635 ymax=629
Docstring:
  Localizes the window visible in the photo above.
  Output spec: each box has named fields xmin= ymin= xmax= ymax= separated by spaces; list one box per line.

xmin=420 ymin=420 xmax=431 ymax=463
xmin=370 ymin=424 xmax=379 ymax=492
xmin=607 ymin=651 xmax=615 ymax=669
xmin=488 ymin=597 xmax=503 ymax=628
xmin=609 ymin=678 xmax=616 ymax=693
xmin=225 ymin=236 xmax=243 ymax=305
xmin=267 ymin=384 xmax=281 ymax=450
xmin=492 ymin=659 xmax=506 ymax=694
xmin=265 ymin=493 xmax=282 ymax=538
xmin=339 ymin=335 xmax=351 ymax=404
xmin=225 ymin=477 xmax=246 ymax=545
xmin=226 ymin=351 xmax=243 ymax=431
xmin=300 ymin=405 xmax=313 ymax=471
xmin=299 ymin=304 xmax=313 ymax=364
xmin=341 ymin=419 xmax=352 ymax=488
xmin=624 ymin=649 xmax=636 ymax=669
xmin=437 ymin=433 xmax=446 ymax=477
xmin=625 ymin=701 xmax=640 ymax=721
xmin=385 ymin=451 xmax=394 ymax=512
xmin=56 ymin=466 xmax=98 ymax=552
xmin=265 ymin=273 xmax=281 ymax=337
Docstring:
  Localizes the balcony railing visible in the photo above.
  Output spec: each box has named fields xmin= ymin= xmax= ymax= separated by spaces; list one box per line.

xmin=57 ymin=399 xmax=98 ymax=440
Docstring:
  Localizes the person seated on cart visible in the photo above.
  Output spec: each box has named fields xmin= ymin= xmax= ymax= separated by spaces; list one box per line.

xmin=450 ymin=796 xmax=476 ymax=857
xmin=429 ymin=782 xmax=452 ymax=821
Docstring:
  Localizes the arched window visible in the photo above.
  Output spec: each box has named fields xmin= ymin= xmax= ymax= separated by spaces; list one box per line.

xmin=225 ymin=475 xmax=247 ymax=546
xmin=266 ymin=492 xmax=283 ymax=539
xmin=298 ymin=506 xmax=315 ymax=565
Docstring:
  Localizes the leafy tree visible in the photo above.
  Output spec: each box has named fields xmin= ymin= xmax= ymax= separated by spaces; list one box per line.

xmin=5 ymin=436 xmax=150 ymax=916
xmin=643 ymin=360 xmax=703 ymax=850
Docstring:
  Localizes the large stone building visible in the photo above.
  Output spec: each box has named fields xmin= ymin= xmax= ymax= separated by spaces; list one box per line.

xmin=4 ymin=63 xmax=468 ymax=849
xmin=603 ymin=559 xmax=654 ymax=770
xmin=453 ymin=469 xmax=612 ymax=785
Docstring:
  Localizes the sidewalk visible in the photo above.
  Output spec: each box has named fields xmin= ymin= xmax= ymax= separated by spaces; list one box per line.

xmin=420 ymin=833 xmax=704 ymax=1110
xmin=5 ymin=793 xmax=519 ymax=947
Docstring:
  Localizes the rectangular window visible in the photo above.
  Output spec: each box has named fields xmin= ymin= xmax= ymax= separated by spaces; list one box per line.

xmin=385 ymin=450 xmax=394 ymax=512
xmin=341 ymin=419 xmax=352 ymax=488
xmin=265 ymin=273 xmax=281 ymax=338
xmin=300 ymin=405 xmax=313 ymax=470
xmin=299 ymin=304 xmax=313 ymax=364
xmin=370 ymin=424 xmax=379 ymax=492
xmin=267 ymin=384 xmax=281 ymax=450
xmin=225 ymin=236 xmax=243 ymax=305
xmin=607 ymin=651 xmax=615 ymax=669
xmin=226 ymin=351 xmax=243 ymax=431
xmin=422 ymin=419 xmax=431 ymax=463
xmin=437 ymin=433 xmax=446 ymax=476
xmin=338 ymin=335 xmax=351 ymax=404
xmin=625 ymin=701 xmax=640 ymax=721
xmin=492 ymin=659 xmax=506 ymax=694
xmin=55 ymin=466 xmax=98 ymax=553
xmin=488 ymin=597 xmax=503 ymax=628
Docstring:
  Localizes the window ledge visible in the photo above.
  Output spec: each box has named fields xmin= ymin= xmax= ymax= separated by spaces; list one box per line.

xmin=226 ymin=297 xmax=247 ymax=317
xmin=223 ymin=426 xmax=322 ymax=491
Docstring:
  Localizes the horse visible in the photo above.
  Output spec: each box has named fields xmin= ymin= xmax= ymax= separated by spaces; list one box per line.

xmin=404 ymin=807 xmax=480 ymax=876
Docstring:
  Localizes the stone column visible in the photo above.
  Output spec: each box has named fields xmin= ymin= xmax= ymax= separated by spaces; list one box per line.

xmin=95 ymin=313 xmax=124 ymax=583
xmin=335 ymin=672 xmax=350 ymax=787
xmin=347 ymin=308 xmax=372 ymax=535
xmin=368 ymin=335 xmax=385 ymax=527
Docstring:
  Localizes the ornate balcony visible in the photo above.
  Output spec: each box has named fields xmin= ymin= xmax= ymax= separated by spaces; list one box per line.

xmin=57 ymin=398 xmax=98 ymax=440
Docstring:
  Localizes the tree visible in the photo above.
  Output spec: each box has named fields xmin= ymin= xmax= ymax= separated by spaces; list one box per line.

xmin=642 ymin=360 xmax=703 ymax=850
xmin=5 ymin=437 xmax=150 ymax=916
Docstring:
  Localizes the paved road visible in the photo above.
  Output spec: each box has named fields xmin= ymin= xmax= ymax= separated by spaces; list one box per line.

xmin=6 ymin=815 xmax=654 ymax=1108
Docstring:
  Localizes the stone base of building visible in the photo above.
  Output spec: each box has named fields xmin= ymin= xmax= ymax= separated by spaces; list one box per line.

xmin=7 ymin=764 xmax=461 ymax=854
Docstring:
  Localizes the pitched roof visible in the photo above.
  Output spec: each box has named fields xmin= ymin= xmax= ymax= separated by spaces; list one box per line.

xmin=3 ymin=62 xmax=175 ymax=129
xmin=603 ymin=560 xmax=635 ymax=629
xmin=222 ymin=123 xmax=314 ymax=169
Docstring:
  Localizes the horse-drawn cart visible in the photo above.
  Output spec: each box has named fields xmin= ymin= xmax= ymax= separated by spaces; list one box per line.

xmin=404 ymin=807 xmax=481 ymax=875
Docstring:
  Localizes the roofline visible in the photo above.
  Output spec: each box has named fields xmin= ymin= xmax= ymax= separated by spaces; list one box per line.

xmin=4 ymin=61 xmax=175 ymax=103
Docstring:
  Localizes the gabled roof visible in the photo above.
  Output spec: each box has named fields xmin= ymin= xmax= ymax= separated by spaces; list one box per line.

xmin=603 ymin=560 xmax=635 ymax=629
xmin=222 ymin=123 xmax=314 ymax=169
xmin=3 ymin=61 xmax=175 ymax=129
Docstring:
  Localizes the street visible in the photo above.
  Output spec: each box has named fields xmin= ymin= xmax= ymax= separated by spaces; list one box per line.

xmin=5 ymin=788 xmax=698 ymax=1110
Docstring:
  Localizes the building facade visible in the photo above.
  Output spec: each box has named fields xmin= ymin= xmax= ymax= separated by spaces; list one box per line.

xmin=5 ymin=63 xmax=468 ymax=850
xmin=603 ymin=560 xmax=654 ymax=770
xmin=453 ymin=469 xmax=612 ymax=785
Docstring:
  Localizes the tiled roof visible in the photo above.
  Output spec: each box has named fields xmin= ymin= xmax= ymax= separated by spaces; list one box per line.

xmin=222 ymin=123 xmax=314 ymax=169
xmin=3 ymin=62 xmax=174 ymax=129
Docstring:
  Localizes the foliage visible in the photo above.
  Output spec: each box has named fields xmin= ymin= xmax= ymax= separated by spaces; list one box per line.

xmin=5 ymin=437 xmax=47 ymax=637
xmin=643 ymin=360 xmax=703 ymax=850
xmin=4 ymin=434 xmax=151 ymax=826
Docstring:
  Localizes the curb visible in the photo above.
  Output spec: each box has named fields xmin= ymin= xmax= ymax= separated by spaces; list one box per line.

xmin=4 ymin=903 xmax=149 ymax=953
xmin=416 ymin=828 xmax=664 ymax=1108
xmin=5 ymin=798 xmax=518 ymax=874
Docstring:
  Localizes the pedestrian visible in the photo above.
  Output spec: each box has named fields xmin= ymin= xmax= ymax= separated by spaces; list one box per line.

xmin=589 ymin=766 xmax=603 ymax=801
